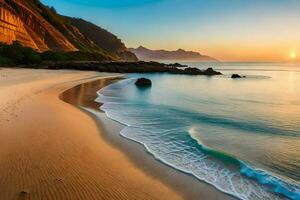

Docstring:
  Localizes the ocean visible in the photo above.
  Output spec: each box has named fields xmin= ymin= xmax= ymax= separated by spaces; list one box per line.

xmin=96 ymin=62 xmax=300 ymax=200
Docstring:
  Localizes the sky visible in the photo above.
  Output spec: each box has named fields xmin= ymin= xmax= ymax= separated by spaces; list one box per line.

xmin=41 ymin=0 xmax=300 ymax=62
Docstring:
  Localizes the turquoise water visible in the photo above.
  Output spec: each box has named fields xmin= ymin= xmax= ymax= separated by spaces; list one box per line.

xmin=96 ymin=62 xmax=300 ymax=200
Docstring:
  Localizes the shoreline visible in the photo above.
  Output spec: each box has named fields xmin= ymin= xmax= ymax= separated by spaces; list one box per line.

xmin=0 ymin=68 xmax=182 ymax=199
xmin=61 ymin=77 xmax=234 ymax=200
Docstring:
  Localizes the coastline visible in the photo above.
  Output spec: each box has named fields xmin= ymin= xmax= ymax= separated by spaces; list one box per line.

xmin=61 ymin=77 xmax=235 ymax=200
xmin=0 ymin=68 xmax=181 ymax=199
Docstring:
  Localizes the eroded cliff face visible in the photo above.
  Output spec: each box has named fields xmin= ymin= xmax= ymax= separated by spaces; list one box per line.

xmin=0 ymin=0 xmax=77 ymax=52
xmin=0 ymin=4 xmax=38 ymax=50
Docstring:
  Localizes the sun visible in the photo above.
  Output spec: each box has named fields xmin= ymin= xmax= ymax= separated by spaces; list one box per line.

xmin=289 ymin=52 xmax=297 ymax=59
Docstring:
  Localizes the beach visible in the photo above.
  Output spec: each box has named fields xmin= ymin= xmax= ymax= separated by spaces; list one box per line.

xmin=0 ymin=0 xmax=298 ymax=199
xmin=0 ymin=68 xmax=231 ymax=200
xmin=0 ymin=68 xmax=179 ymax=199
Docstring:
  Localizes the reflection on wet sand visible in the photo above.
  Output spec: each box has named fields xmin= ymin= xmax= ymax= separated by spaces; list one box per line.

xmin=60 ymin=78 xmax=121 ymax=110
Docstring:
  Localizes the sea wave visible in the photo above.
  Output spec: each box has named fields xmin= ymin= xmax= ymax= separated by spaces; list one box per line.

xmin=189 ymin=128 xmax=300 ymax=200
xmin=240 ymin=164 xmax=300 ymax=200
xmin=95 ymin=78 xmax=299 ymax=200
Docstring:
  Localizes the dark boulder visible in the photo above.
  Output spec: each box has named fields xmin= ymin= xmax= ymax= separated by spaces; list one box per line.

xmin=135 ymin=78 xmax=152 ymax=87
xmin=167 ymin=63 xmax=188 ymax=68
xmin=203 ymin=67 xmax=222 ymax=76
xmin=231 ymin=74 xmax=244 ymax=79
xmin=184 ymin=67 xmax=201 ymax=74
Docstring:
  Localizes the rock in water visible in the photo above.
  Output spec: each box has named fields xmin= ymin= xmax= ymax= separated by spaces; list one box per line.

xmin=203 ymin=67 xmax=222 ymax=75
xmin=231 ymin=74 xmax=242 ymax=79
xmin=184 ymin=67 xmax=201 ymax=74
xmin=135 ymin=78 xmax=152 ymax=87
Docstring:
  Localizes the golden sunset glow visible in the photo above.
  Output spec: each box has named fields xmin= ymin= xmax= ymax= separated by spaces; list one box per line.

xmin=290 ymin=52 xmax=297 ymax=59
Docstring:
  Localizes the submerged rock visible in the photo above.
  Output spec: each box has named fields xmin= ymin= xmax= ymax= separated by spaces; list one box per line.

xmin=135 ymin=78 xmax=152 ymax=87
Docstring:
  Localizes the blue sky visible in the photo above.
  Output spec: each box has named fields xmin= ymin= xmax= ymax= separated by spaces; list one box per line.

xmin=41 ymin=0 xmax=300 ymax=61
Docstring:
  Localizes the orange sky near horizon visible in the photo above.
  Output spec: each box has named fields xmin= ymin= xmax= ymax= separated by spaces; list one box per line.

xmin=136 ymin=39 xmax=299 ymax=62
xmin=197 ymin=44 xmax=299 ymax=62
xmin=133 ymin=20 xmax=300 ymax=62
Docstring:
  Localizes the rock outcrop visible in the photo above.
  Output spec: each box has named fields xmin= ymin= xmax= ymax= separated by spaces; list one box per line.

xmin=231 ymin=74 xmax=246 ymax=79
xmin=38 ymin=61 xmax=222 ymax=76
xmin=183 ymin=67 xmax=221 ymax=75
xmin=135 ymin=78 xmax=152 ymax=87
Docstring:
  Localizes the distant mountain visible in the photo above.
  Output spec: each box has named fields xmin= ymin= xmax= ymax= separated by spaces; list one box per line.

xmin=0 ymin=0 xmax=137 ymax=61
xmin=129 ymin=46 xmax=217 ymax=61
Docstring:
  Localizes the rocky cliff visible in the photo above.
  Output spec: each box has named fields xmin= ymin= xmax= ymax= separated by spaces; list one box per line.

xmin=0 ymin=0 xmax=137 ymax=61
xmin=129 ymin=46 xmax=217 ymax=62
xmin=0 ymin=0 xmax=77 ymax=52
xmin=68 ymin=17 xmax=137 ymax=61
xmin=0 ymin=4 xmax=37 ymax=49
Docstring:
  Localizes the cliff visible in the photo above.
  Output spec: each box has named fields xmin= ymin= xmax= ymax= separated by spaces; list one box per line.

xmin=0 ymin=0 xmax=137 ymax=61
xmin=0 ymin=0 xmax=77 ymax=52
xmin=129 ymin=46 xmax=217 ymax=62
xmin=68 ymin=17 xmax=137 ymax=61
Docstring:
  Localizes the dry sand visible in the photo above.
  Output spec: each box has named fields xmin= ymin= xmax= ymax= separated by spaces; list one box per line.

xmin=0 ymin=68 xmax=182 ymax=200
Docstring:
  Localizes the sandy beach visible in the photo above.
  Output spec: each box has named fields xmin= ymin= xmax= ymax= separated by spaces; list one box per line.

xmin=0 ymin=68 xmax=233 ymax=200
xmin=0 ymin=68 xmax=182 ymax=200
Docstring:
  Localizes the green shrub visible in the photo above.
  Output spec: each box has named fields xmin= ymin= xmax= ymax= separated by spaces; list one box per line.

xmin=0 ymin=42 xmax=113 ymax=66
xmin=23 ymin=48 xmax=42 ymax=64
xmin=0 ymin=42 xmax=41 ymax=65
xmin=41 ymin=51 xmax=66 ymax=61
xmin=0 ymin=42 xmax=24 ymax=63
xmin=0 ymin=55 xmax=14 ymax=66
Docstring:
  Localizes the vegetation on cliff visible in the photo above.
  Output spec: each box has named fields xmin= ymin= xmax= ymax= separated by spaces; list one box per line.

xmin=0 ymin=42 xmax=113 ymax=66
xmin=0 ymin=42 xmax=41 ymax=65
